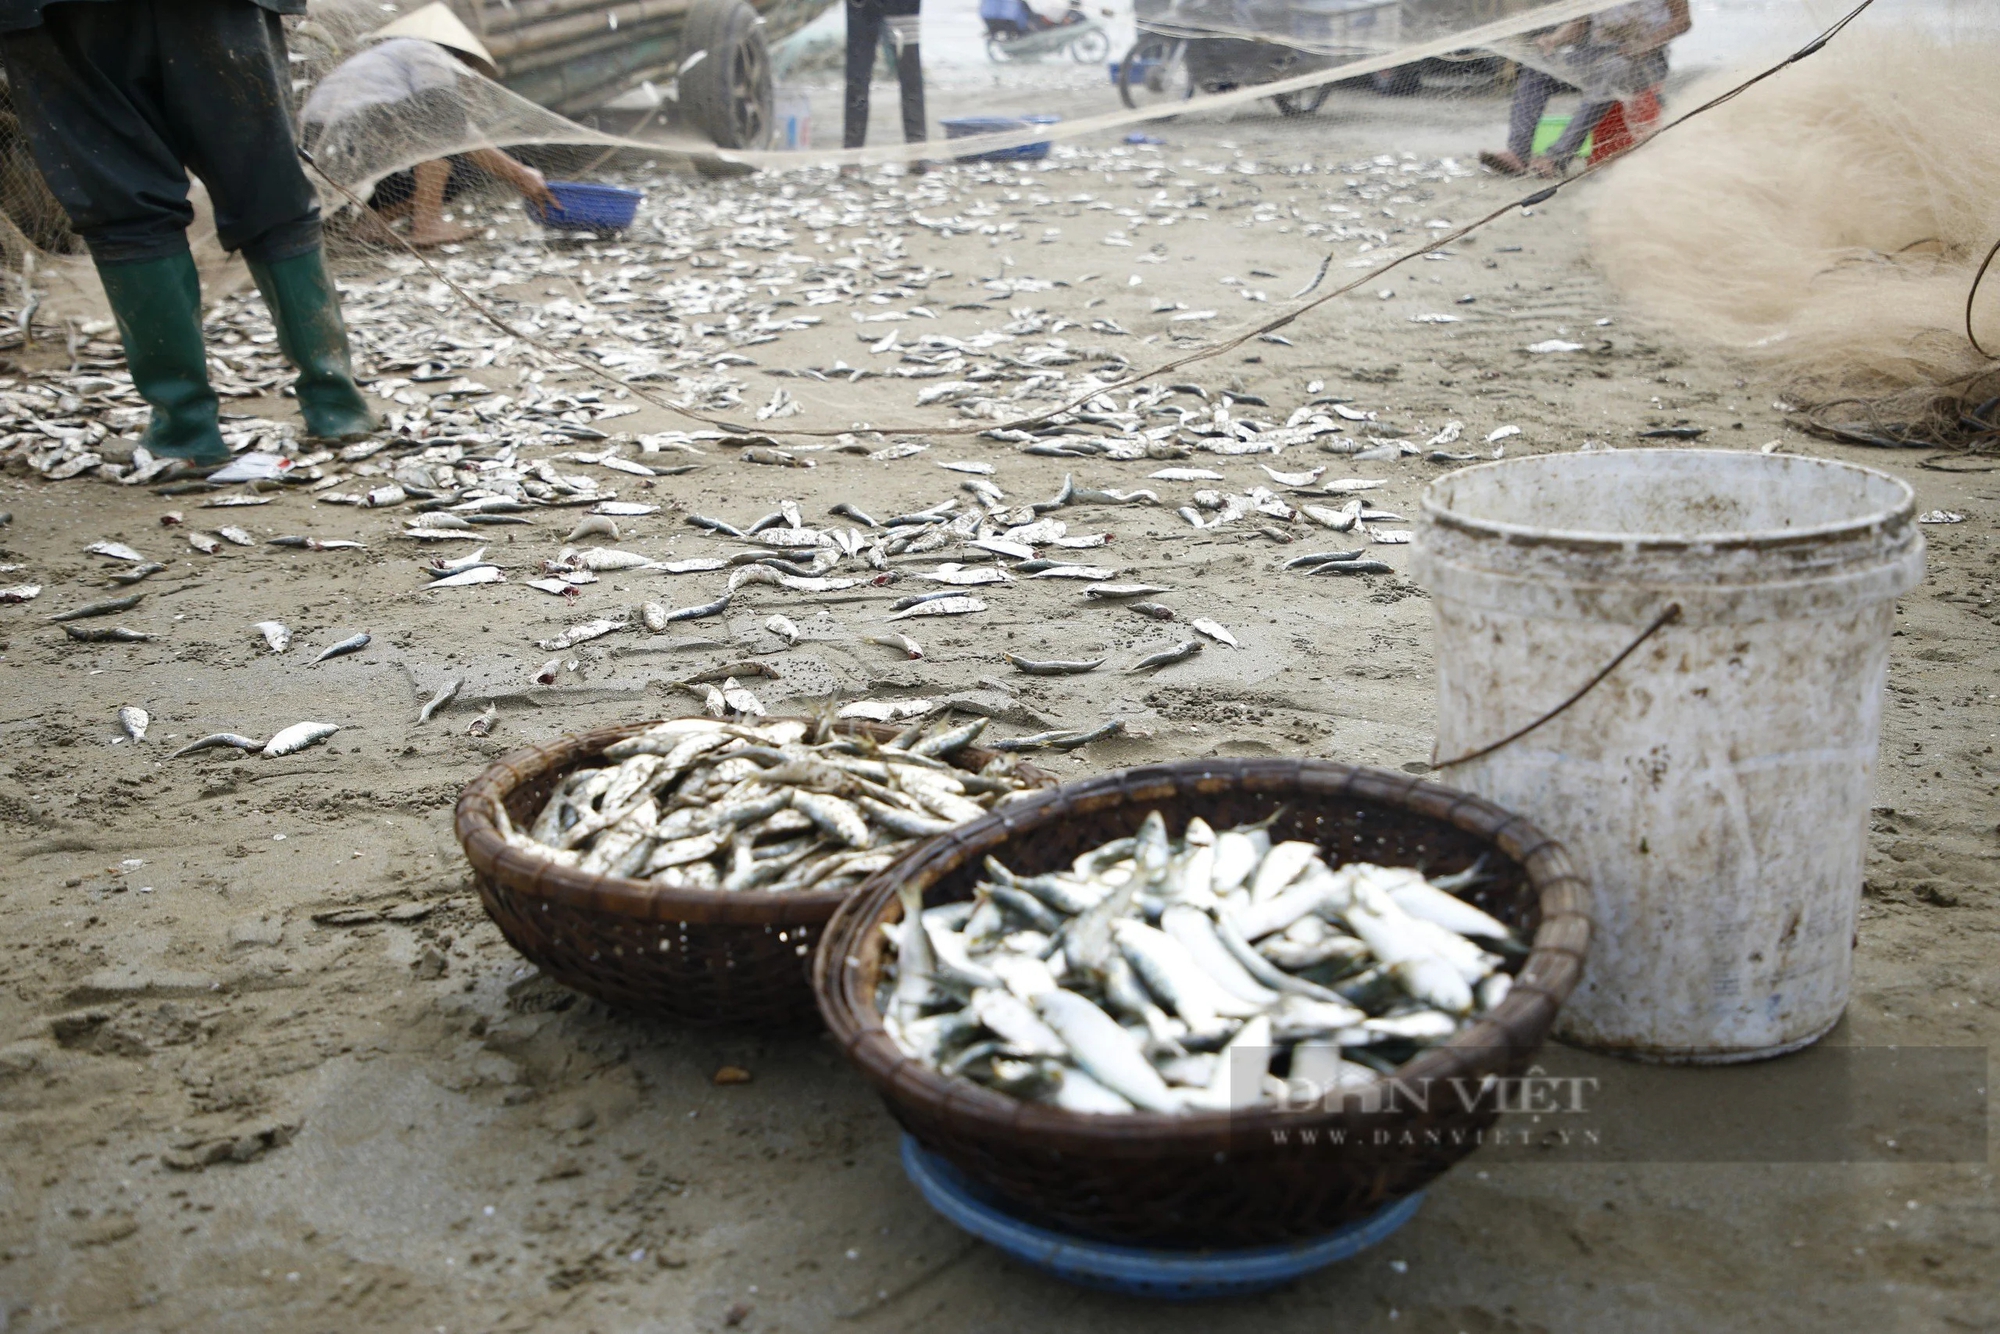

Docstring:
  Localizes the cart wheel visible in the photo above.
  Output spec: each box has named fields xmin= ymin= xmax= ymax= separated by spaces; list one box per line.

xmin=1117 ymin=36 xmax=1192 ymax=113
xmin=1069 ymin=28 xmax=1110 ymax=63
xmin=987 ymin=35 xmax=1016 ymax=62
xmin=1272 ymin=84 xmax=1333 ymax=117
xmin=681 ymin=0 xmax=774 ymax=151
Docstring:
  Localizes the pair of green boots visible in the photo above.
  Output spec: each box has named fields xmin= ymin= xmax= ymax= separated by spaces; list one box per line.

xmin=97 ymin=247 xmax=377 ymax=467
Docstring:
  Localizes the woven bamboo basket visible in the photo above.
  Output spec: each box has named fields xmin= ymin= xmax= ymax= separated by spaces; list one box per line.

xmin=455 ymin=718 xmax=1049 ymax=1028
xmin=814 ymin=757 xmax=1591 ymax=1247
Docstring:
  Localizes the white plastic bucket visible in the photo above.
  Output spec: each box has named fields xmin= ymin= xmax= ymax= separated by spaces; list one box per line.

xmin=1411 ymin=451 xmax=1924 ymax=1063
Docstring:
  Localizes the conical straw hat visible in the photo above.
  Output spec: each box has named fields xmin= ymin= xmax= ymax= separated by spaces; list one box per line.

xmin=370 ymin=3 xmax=499 ymax=77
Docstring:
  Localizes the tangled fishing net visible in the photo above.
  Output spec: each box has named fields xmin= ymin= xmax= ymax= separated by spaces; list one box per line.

xmin=1590 ymin=16 xmax=2000 ymax=453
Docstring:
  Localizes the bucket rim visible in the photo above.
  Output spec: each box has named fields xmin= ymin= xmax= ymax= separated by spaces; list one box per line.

xmin=1419 ymin=449 xmax=1916 ymax=552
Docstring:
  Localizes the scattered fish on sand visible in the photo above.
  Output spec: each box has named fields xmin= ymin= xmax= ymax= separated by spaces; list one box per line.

xmin=171 ymin=732 xmax=264 ymax=760
xmin=1191 ymin=619 xmax=1240 ymax=648
xmin=49 ymin=593 xmax=142 ymax=622
xmin=261 ymin=721 xmax=341 ymax=758
xmin=1131 ymin=640 xmax=1204 ymax=671
xmin=117 ymin=706 xmax=148 ymax=742
xmin=1005 ymin=653 xmax=1104 ymax=676
xmin=418 ymin=678 xmax=462 ymax=724
xmin=312 ymin=632 xmax=371 ymax=664
xmin=255 ymin=621 xmax=290 ymax=653
xmin=863 ymin=633 xmax=924 ymax=660
xmin=426 ymin=565 xmax=506 ymax=588
xmin=888 ymin=596 xmax=985 ymax=622
xmin=64 ymin=625 xmax=151 ymax=643
xmin=989 ymin=718 xmax=1126 ymax=752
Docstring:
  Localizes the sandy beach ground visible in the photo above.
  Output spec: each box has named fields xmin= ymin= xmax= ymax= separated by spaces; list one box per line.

xmin=1 ymin=58 xmax=1996 ymax=1334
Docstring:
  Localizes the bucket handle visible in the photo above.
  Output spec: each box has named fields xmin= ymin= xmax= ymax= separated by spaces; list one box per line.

xmin=1432 ymin=603 xmax=1682 ymax=771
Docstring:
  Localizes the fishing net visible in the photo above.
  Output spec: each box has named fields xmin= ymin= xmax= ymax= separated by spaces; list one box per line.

xmin=1590 ymin=10 xmax=2000 ymax=452
xmin=0 ymin=0 xmax=1978 ymax=457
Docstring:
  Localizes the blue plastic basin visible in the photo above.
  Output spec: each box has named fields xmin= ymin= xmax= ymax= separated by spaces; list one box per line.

xmin=941 ymin=114 xmax=1060 ymax=163
xmin=525 ymin=180 xmax=644 ymax=232
xmin=900 ymin=1136 xmax=1425 ymax=1299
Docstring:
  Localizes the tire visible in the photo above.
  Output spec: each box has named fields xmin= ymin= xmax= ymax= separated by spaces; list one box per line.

xmin=1117 ymin=36 xmax=1192 ymax=113
xmin=1069 ymin=28 xmax=1110 ymax=63
xmin=1369 ymin=65 xmax=1423 ymax=97
xmin=680 ymin=0 xmax=774 ymax=151
xmin=1271 ymin=84 xmax=1332 ymax=116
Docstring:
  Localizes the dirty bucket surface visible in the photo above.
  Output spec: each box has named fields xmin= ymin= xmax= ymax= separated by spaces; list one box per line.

xmin=1413 ymin=451 xmax=1923 ymax=1063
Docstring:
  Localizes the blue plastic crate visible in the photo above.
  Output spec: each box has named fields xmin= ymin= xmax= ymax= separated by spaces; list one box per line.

xmin=525 ymin=180 xmax=644 ymax=232
xmin=899 ymin=1136 xmax=1425 ymax=1299
xmin=941 ymin=114 xmax=1059 ymax=163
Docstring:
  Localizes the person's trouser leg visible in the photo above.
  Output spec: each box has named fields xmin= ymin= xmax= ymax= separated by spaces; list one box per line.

xmin=1506 ymin=67 xmax=1559 ymax=162
xmin=0 ymin=0 xmax=370 ymax=448
xmin=883 ymin=8 xmax=927 ymax=144
xmin=843 ymin=0 xmax=883 ymax=150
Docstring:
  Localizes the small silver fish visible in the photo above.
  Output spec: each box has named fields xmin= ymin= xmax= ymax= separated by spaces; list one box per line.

xmin=426 ymin=565 xmax=505 ymax=588
xmin=863 ymin=633 xmax=924 ymax=660
xmin=656 ymin=593 xmax=730 ymax=625
xmin=1004 ymin=653 xmax=1103 ymax=676
xmin=766 ymin=614 xmax=801 ymax=645
xmin=254 ymin=621 xmax=290 ymax=653
xmin=887 ymin=596 xmax=985 ymax=622
xmin=106 ymin=562 xmax=166 ymax=586
xmin=565 ymin=515 xmax=619 ymax=542
xmin=418 ymin=678 xmax=462 ymax=724
xmin=1084 ymin=583 xmax=1171 ymax=600
xmin=64 ymin=625 xmax=151 ymax=642
xmin=1190 ymin=619 xmax=1240 ymax=648
xmin=216 ymin=526 xmax=255 ymax=547
xmin=170 ymin=732 xmax=263 ymax=759
xmin=466 ymin=703 xmax=498 ymax=736
xmin=49 ymin=593 xmax=142 ymax=622
xmin=261 ymin=721 xmax=341 ymax=758
xmin=117 ymin=706 xmax=148 ymax=742
xmin=1129 ymin=602 xmax=1176 ymax=621
xmin=1130 ymin=640 xmax=1203 ymax=672
xmin=86 ymin=541 xmax=146 ymax=562
xmin=187 ymin=532 xmax=221 ymax=555
xmin=312 ymin=632 xmax=370 ymax=664
xmin=426 ymin=548 xmax=489 ymax=574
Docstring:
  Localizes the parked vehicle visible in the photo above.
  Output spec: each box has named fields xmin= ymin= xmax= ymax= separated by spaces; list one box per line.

xmin=980 ymin=0 xmax=1114 ymax=64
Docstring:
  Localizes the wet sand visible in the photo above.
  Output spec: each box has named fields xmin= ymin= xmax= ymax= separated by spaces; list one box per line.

xmin=1 ymin=79 xmax=1996 ymax=1333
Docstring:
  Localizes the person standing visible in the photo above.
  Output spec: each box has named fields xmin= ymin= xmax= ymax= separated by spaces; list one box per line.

xmin=0 ymin=0 xmax=377 ymax=468
xmin=842 ymin=0 xmax=927 ymax=171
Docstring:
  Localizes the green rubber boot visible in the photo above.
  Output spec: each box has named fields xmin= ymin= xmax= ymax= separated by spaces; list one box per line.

xmin=94 ymin=252 xmax=229 ymax=466
xmin=247 ymin=247 xmax=378 ymax=441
